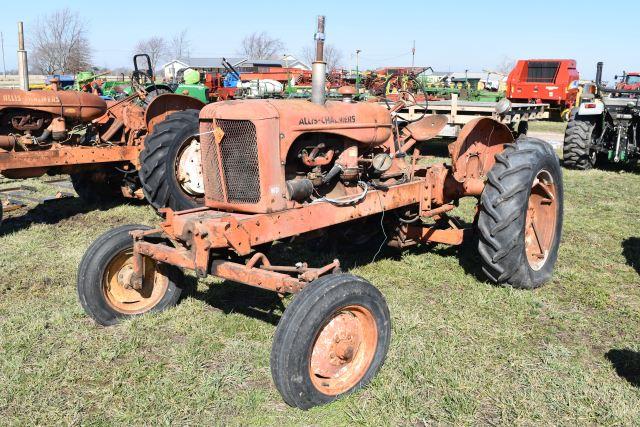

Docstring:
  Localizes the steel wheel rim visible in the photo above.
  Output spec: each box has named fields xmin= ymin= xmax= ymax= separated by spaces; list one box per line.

xmin=175 ymin=137 xmax=204 ymax=197
xmin=102 ymin=249 xmax=169 ymax=314
xmin=309 ymin=305 xmax=377 ymax=396
xmin=525 ymin=169 xmax=558 ymax=271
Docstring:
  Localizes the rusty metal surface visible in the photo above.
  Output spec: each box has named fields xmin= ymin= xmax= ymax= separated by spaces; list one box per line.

xmin=144 ymin=94 xmax=205 ymax=133
xmin=309 ymin=305 xmax=377 ymax=395
xmin=0 ymin=89 xmax=107 ymax=121
xmin=403 ymin=114 xmax=448 ymax=142
xmin=448 ymin=117 xmax=514 ymax=182
xmin=0 ymin=145 xmax=140 ymax=174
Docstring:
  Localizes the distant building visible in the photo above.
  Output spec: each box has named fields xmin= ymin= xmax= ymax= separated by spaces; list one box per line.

xmin=282 ymin=55 xmax=311 ymax=71
xmin=161 ymin=55 xmax=309 ymax=80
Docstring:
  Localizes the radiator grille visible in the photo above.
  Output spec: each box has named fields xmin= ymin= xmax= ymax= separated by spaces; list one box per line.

xmin=201 ymin=125 xmax=225 ymax=202
xmin=202 ymin=119 xmax=261 ymax=204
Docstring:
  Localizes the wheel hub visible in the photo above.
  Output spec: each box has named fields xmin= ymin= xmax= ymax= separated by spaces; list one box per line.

xmin=103 ymin=250 xmax=169 ymax=314
xmin=525 ymin=170 xmax=558 ymax=271
xmin=176 ymin=138 xmax=204 ymax=196
xmin=309 ymin=306 xmax=377 ymax=395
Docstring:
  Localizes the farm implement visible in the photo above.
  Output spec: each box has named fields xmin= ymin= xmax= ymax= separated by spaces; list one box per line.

xmin=78 ymin=16 xmax=564 ymax=409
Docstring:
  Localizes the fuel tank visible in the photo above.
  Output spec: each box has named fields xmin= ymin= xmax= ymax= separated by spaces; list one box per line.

xmin=200 ymin=99 xmax=393 ymax=156
xmin=0 ymin=89 xmax=107 ymax=122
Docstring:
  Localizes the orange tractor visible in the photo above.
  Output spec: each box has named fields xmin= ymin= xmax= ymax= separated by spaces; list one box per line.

xmin=77 ymin=17 xmax=564 ymax=409
xmin=0 ymin=54 xmax=206 ymax=223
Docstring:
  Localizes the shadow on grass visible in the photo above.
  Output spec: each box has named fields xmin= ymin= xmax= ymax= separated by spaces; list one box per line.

xmin=622 ymin=237 xmax=640 ymax=275
xmin=0 ymin=196 xmax=133 ymax=237
xmin=179 ymin=228 xmax=490 ymax=326
xmin=414 ymin=137 xmax=452 ymax=158
xmin=605 ymin=349 xmax=640 ymax=387
xmin=181 ymin=274 xmax=284 ymax=326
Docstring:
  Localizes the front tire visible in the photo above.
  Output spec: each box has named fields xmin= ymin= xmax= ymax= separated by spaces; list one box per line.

xmin=478 ymin=138 xmax=563 ymax=289
xmin=77 ymin=224 xmax=183 ymax=326
xmin=563 ymin=119 xmax=596 ymax=169
xmin=139 ymin=109 xmax=204 ymax=212
xmin=271 ymin=274 xmax=391 ymax=409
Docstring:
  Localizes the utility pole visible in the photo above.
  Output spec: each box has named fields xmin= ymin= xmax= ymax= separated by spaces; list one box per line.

xmin=17 ymin=21 xmax=29 ymax=90
xmin=411 ymin=40 xmax=415 ymax=68
xmin=355 ymin=49 xmax=361 ymax=93
xmin=1 ymin=32 xmax=6 ymax=78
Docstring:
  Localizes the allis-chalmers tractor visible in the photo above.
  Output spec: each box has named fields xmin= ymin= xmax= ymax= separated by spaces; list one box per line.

xmin=0 ymin=54 xmax=206 ymax=223
xmin=564 ymin=62 xmax=640 ymax=169
xmin=77 ymin=17 xmax=563 ymax=409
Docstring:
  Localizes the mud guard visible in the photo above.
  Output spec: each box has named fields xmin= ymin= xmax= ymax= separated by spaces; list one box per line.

xmin=144 ymin=94 xmax=205 ymax=133
xmin=448 ymin=117 xmax=515 ymax=182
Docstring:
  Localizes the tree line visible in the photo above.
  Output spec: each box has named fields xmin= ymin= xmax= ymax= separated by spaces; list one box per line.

xmin=28 ymin=8 xmax=344 ymax=75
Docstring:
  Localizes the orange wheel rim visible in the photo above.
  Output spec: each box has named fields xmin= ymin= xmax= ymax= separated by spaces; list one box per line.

xmin=309 ymin=305 xmax=378 ymax=396
xmin=102 ymin=249 xmax=169 ymax=314
xmin=525 ymin=169 xmax=558 ymax=271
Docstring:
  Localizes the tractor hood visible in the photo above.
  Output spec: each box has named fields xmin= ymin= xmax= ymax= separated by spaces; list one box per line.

xmin=0 ymin=89 xmax=107 ymax=122
xmin=200 ymin=99 xmax=393 ymax=152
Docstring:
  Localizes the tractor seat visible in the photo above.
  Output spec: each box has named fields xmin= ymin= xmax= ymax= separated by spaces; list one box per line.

xmin=405 ymin=114 xmax=448 ymax=141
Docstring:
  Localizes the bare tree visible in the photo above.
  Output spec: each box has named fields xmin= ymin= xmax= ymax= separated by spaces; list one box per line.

xmin=169 ymin=29 xmax=191 ymax=60
xmin=238 ymin=32 xmax=284 ymax=59
xmin=496 ymin=55 xmax=515 ymax=75
xmin=302 ymin=44 xmax=344 ymax=72
xmin=30 ymin=8 xmax=92 ymax=74
xmin=134 ymin=37 xmax=167 ymax=73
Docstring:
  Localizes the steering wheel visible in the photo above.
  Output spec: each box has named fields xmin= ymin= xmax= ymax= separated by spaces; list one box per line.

xmin=383 ymin=73 xmax=428 ymax=123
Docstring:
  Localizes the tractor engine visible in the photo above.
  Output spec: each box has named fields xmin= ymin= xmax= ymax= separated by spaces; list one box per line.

xmin=199 ymin=98 xmax=397 ymax=213
xmin=0 ymin=89 xmax=107 ymax=151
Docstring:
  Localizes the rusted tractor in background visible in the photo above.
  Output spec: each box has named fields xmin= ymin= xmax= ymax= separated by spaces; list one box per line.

xmin=0 ymin=54 xmax=206 ymax=223
xmin=77 ymin=16 xmax=563 ymax=409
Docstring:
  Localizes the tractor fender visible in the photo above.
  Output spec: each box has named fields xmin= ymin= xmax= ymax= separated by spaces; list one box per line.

xmin=577 ymin=99 xmax=605 ymax=116
xmin=144 ymin=93 xmax=205 ymax=133
xmin=448 ymin=117 xmax=515 ymax=182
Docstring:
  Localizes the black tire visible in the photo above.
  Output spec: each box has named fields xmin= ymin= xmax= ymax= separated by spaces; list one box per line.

xmin=271 ymin=274 xmax=391 ymax=409
xmin=77 ymin=224 xmax=183 ymax=326
xmin=144 ymin=87 xmax=172 ymax=105
xmin=478 ymin=137 xmax=563 ymax=289
xmin=139 ymin=109 xmax=204 ymax=212
xmin=563 ymin=119 xmax=596 ymax=169
xmin=70 ymin=169 xmax=125 ymax=204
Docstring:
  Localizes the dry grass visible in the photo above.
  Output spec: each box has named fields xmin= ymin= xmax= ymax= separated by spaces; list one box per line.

xmin=0 ymin=155 xmax=639 ymax=424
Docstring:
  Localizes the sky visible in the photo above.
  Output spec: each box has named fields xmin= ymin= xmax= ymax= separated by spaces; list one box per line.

xmin=0 ymin=0 xmax=637 ymax=81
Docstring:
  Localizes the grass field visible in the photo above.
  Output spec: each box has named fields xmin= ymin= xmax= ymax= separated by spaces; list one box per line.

xmin=1 ymin=146 xmax=639 ymax=424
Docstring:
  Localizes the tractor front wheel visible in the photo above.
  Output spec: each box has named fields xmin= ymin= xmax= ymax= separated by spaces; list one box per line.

xmin=477 ymin=137 xmax=563 ymax=289
xmin=271 ymin=274 xmax=390 ymax=409
xmin=77 ymin=224 xmax=183 ymax=326
xmin=139 ymin=109 xmax=204 ymax=212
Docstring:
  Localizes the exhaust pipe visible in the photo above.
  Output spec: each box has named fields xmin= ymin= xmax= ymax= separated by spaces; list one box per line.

xmin=311 ymin=15 xmax=326 ymax=105
xmin=595 ymin=61 xmax=603 ymax=88
xmin=17 ymin=21 xmax=29 ymax=91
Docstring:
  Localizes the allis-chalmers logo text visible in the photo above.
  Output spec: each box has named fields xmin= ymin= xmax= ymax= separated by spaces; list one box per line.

xmin=298 ymin=115 xmax=356 ymax=125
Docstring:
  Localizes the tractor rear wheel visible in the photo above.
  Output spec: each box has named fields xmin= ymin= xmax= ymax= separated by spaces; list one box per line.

xmin=477 ymin=137 xmax=563 ymax=289
xmin=563 ymin=119 xmax=597 ymax=169
xmin=271 ymin=274 xmax=390 ymax=409
xmin=77 ymin=224 xmax=183 ymax=326
xmin=139 ymin=109 xmax=204 ymax=212
xmin=71 ymin=169 xmax=125 ymax=204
